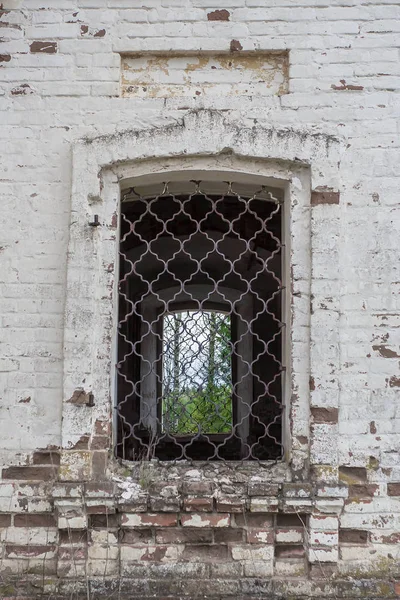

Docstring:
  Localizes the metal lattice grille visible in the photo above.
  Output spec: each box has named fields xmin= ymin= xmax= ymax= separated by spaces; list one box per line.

xmin=116 ymin=181 xmax=284 ymax=462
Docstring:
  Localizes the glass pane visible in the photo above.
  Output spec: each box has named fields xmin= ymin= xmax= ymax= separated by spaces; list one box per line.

xmin=162 ymin=310 xmax=232 ymax=435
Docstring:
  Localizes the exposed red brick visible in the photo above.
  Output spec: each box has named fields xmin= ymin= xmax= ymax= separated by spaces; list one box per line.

xmin=80 ymin=24 xmax=89 ymax=34
xmin=331 ymin=79 xmax=363 ymax=91
xmin=183 ymin=497 xmax=213 ymax=512
xmin=311 ymin=407 xmax=338 ymax=423
xmin=32 ymin=451 xmax=60 ymax=465
xmin=71 ymin=435 xmax=90 ymax=450
xmin=235 ymin=513 xmax=274 ymax=527
xmin=156 ymin=527 xmax=212 ymax=544
xmin=58 ymin=545 xmax=87 ymax=560
xmin=59 ymin=530 xmax=87 ymax=545
xmin=89 ymin=436 xmax=110 ymax=450
xmin=339 ymin=529 xmax=368 ymax=544
xmin=14 ymin=513 xmax=56 ymax=527
xmin=94 ymin=419 xmax=111 ymax=435
xmin=0 ymin=54 xmax=11 ymax=62
xmin=0 ymin=514 xmax=11 ymax=527
xmin=182 ymin=544 xmax=229 ymax=561
xmin=387 ymin=483 xmax=400 ymax=496
xmin=388 ymin=376 xmax=400 ymax=387
xmin=92 ymin=451 xmax=107 ymax=480
xmin=394 ymin=581 xmax=400 ymax=597
xmin=2 ymin=466 xmax=57 ymax=480
xmin=6 ymin=544 xmax=55 ymax=557
xmin=11 ymin=83 xmax=34 ymax=96
xmin=94 ymin=28 xmax=106 ymax=37
xmin=339 ymin=466 xmax=367 ymax=483
xmin=247 ymin=529 xmax=274 ymax=544
xmin=376 ymin=532 xmax=400 ymax=544
xmin=372 ymin=345 xmax=400 ymax=359
xmin=67 ymin=389 xmax=93 ymax=406
xmin=30 ymin=41 xmax=57 ymax=53
xmin=181 ymin=513 xmax=230 ymax=527
xmin=369 ymin=421 xmax=377 ymax=434
xmin=120 ymin=528 xmax=153 ymax=544
xmin=85 ymin=503 xmax=115 ymax=514
xmin=121 ymin=513 xmax=177 ymax=527
xmin=230 ymin=39 xmax=243 ymax=52
xmin=90 ymin=514 xmax=118 ymax=528
xmin=276 ymin=514 xmax=305 ymax=527
xmin=348 ymin=484 xmax=378 ymax=498
xmin=150 ymin=497 xmax=180 ymax=512
xmin=207 ymin=9 xmax=230 ymax=21
xmin=216 ymin=497 xmax=244 ymax=512
xmin=275 ymin=544 xmax=305 ymax=558
xmin=215 ymin=528 xmax=244 ymax=543
xmin=311 ymin=189 xmax=340 ymax=206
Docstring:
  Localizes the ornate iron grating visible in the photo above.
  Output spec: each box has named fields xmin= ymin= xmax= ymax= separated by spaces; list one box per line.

xmin=116 ymin=180 xmax=284 ymax=462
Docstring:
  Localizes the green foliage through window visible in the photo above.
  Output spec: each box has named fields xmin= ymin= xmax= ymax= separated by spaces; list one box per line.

xmin=162 ymin=310 xmax=232 ymax=434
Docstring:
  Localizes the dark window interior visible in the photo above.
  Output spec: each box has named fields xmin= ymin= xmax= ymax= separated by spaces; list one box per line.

xmin=116 ymin=182 xmax=283 ymax=461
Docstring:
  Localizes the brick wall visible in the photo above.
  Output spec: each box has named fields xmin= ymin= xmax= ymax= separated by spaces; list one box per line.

xmin=0 ymin=0 xmax=399 ymax=598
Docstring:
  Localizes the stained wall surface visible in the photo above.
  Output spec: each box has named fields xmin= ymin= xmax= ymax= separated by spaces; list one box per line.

xmin=0 ymin=0 xmax=399 ymax=598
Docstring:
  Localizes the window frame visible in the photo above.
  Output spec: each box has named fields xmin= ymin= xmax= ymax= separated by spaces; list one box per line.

xmin=63 ymin=114 xmax=341 ymax=478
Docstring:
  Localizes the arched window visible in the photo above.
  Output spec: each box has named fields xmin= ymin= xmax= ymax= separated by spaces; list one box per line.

xmin=116 ymin=179 xmax=284 ymax=461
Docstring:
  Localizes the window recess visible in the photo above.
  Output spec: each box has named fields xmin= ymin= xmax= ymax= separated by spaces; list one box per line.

xmin=116 ymin=180 xmax=284 ymax=461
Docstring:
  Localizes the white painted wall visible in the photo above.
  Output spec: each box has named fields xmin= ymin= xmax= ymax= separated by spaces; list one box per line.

xmin=0 ymin=0 xmax=399 ymax=500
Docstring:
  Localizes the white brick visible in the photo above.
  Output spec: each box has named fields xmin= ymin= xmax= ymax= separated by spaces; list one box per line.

xmin=0 ymin=0 xmax=399 ymax=586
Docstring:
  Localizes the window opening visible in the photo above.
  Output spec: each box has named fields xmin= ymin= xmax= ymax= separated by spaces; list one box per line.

xmin=116 ymin=180 xmax=284 ymax=461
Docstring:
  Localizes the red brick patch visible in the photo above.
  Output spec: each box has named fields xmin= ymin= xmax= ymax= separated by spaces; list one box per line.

xmin=247 ymin=529 xmax=274 ymax=544
xmin=348 ymin=484 xmax=378 ymax=498
xmin=388 ymin=483 xmax=400 ymax=496
xmin=339 ymin=529 xmax=368 ymax=544
xmin=311 ymin=189 xmax=340 ymax=206
xmin=207 ymin=9 xmax=230 ymax=21
xmin=183 ymin=497 xmax=213 ymax=512
xmin=0 ymin=514 xmax=11 ymax=527
xmin=30 ymin=41 xmax=57 ymax=53
xmin=2 ymin=466 xmax=57 ymax=480
xmin=14 ymin=514 xmax=56 ymax=527
xmin=121 ymin=513 xmax=177 ymax=527
xmin=311 ymin=407 xmax=339 ymax=423
xmin=275 ymin=544 xmax=305 ymax=558
xmin=181 ymin=513 xmax=230 ymax=528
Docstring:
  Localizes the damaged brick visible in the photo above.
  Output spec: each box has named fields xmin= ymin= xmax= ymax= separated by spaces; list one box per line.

xmin=67 ymin=388 xmax=94 ymax=406
xmin=230 ymin=39 xmax=243 ymax=52
xmin=207 ymin=9 xmax=230 ymax=21
xmin=387 ymin=483 xmax=400 ymax=496
xmin=311 ymin=188 xmax=340 ymax=206
xmin=2 ymin=466 xmax=58 ymax=480
xmin=388 ymin=376 xmax=400 ymax=387
xmin=331 ymin=79 xmax=364 ymax=91
xmin=30 ymin=41 xmax=57 ymax=54
xmin=339 ymin=529 xmax=368 ymax=544
xmin=11 ymin=83 xmax=34 ymax=96
xmin=311 ymin=407 xmax=339 ymax=423
xmin=339 ymin=466 xmax=367 ymax=484
xmin=373 ymin=345 xmax=400 ymax=358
